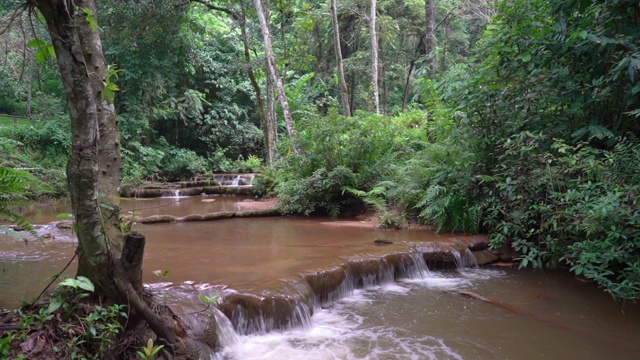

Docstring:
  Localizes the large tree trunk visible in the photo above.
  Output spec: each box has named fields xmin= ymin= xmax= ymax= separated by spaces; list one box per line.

xmin=254 ymin=0 xmax=300 ymax=154
xmin=370 ymin=0 xmax=379 ymax=114
xmin=425 ymin=0 xmax=436 ymax=74
xmin=330 ymin=0 xmax=351 ymax=117
xmin=34 ymin=0 xmax=176 ymax=345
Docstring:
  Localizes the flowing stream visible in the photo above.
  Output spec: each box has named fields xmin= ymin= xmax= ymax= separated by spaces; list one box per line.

xmin=1 ymin=195 xmax=639 ymax=359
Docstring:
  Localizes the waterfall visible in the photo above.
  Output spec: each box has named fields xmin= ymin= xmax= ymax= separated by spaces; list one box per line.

xmin=214 ymin=307 xmax=241 ymax=347
xmin=160 ymin=189 xmax=183 ymax=198
xmin=451 ymin=248 xmax=479 ymax=272
xmin=464 ymin=248 xmax=479 ymax=268
xmin=231 ymin=175 xmax=241 ymax=186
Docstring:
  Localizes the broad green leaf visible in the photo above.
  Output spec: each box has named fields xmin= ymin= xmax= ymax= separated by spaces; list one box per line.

xmin=58 ymin=278 xmax=78 ymax=289
xmin=200 ymin=294 xmax=220 ymax=303
xmin=100 ymin=203 xmax=114 ymax=210
xmin=75 ymin=276 xmax=95 ymax=292
xmin=82 ymin=7 xmax=99 ymax=31
xmin=517 ymin=54 xmax=531 ymax=62
xmin=47 ymin=297 xmax=63 ymax=314
xmin=26 ymin=39 xmax=46 ymax=48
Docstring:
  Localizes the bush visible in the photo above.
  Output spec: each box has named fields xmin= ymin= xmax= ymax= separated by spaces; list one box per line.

xmin=121 ymin=141 xmax=165 ymax=183
xmin=480 ymin=132 xmax=640 ymax=301
xmin=159 ymin=147 xmax=208 ymax=181
xmin=273 ymin=109 xmax=424 ymax=217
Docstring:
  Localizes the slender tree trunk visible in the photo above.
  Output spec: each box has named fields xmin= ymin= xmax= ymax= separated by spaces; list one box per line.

xmin=254 ymin=0 xmax=300 ymax=154
xmin=26 ymin=60 xmax=32 ymax=117
xmin=402 ymin=37 xmax=424 ymax=110
xmin=330 ymin=0 xmax=351 ymax=117
xmin=370 ymin=0 xmax=380 ymax=114
xmin=240 ymin=6 xmax=277 ymax=164
xmin=425 ymin=0 xmax=436 ymax=73
xmin=34 ymin=0 xmax=176 ymax=345
xmin=402 ymin=60 xmax=415 ymax=110
xmin=441 ymin=23 xmax=448 ymax=72
xmin=266 ymin=63 xmax=277 ymax=152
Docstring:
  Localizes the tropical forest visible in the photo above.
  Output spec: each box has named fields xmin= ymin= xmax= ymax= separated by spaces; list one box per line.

xmin=0 ymin=0 xmax=639 ymax=358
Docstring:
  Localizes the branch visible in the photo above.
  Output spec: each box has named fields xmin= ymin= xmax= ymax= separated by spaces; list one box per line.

xmin=435 ymin=9 xmax=454 ymax=31
xmin=189 ymin=0 xmax=239 ymax=21
xmin=0 ymin=2 xmax=28 ymax=36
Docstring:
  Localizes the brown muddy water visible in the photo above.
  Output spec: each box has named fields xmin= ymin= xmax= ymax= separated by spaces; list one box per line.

xmin=1 ymin=196 xmax=639 ymax=359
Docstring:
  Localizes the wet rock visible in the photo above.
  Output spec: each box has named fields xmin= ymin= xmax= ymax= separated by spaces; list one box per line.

xmin=491 ymin=245 xmax=520 ymax=262
xmin=56 ymin=220 xmax=74 ymax=229
xmin=303 ymin=267 xmax=347 ymax=303
xmin=374 ymin=239 xmax=394 ymax=245
xmin=467 ymin=235 xmax=491 ymax=251
xmin=201 ymin=212 xmax=235 ymax=221
xmin=472 ymin=250 xmax=499 ymax=265
xmin=201 ymin=186 xmax=253 ymax=196
xmin=423 ymin=251 xmax=457 ymax=269
xmin=42 ymin=233 xmax=55 ymax=240
xmin=219 ymin=285 xmax=313 ymax=335
xmin=180 ymin=214 xmax=204 ymax=222
xmin=137 ymin=215 xmax=177 ymax=224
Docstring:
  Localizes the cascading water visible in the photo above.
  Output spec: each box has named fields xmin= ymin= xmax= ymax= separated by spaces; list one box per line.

xmin=464 ymin=248 xmax=478 ymax=268
xmin=217 ymin=250 xmax=432 ymax=338
xmin=230 ymin=176 xmax=241 ymax=186
xmin=451 ymin=248 xmax=479 ymax=272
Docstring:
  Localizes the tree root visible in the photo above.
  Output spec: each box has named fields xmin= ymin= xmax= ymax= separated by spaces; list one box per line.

xmin=113 ymin=260 xmax=177 ymax=349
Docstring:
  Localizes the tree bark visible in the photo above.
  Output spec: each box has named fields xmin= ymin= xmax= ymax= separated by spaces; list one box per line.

xmin=254 ymin=0 xmax=300 ymax=154
xmin=370 ymin=0 xmax=379 ymax=114
xmin=239 ymin=6 xmax=277 ymax=164
xmin=266 ymin=59 xmax=278 ymax=143
xmin=330 ymin=0 xmax=351 ymax=117
xmin=425 ymin=0 xmax=436 ymax=74
xmin=34 ymin=0 xmax=176 ymax=346
xmin=266 ymin=63 xmax=278 ymax=160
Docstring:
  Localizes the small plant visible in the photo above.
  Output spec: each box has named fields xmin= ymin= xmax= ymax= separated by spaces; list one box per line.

xmin=152 ymin=269 xmax=170 ymax=279
xmin=137 ymin=338 xmax=164 ymax=360
xmin=234 ymin=154 xmax=262 ymax=173
xmin=1 ymin=276 xmax=127 ymax=358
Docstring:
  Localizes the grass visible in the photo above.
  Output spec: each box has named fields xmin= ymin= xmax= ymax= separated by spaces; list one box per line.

xmin=0 ymin=115 xmax=34 ymax=127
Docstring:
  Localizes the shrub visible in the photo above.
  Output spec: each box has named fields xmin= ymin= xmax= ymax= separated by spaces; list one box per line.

xmin=159 ymin=147 xmax=208 ymax=181
xmin=273 ymin=109 xmax=423 ymax=216
xmin=481 ymin=132 xmax=640 ymax=301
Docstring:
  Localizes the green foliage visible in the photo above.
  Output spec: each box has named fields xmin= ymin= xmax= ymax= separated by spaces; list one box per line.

xmin=2 ymin=277 xmax=127 ymax=359
xmin=2 ymin=115 xmax=70 ymax=167
xmin=102 ymin=64 xmax=123 ymax=102
xmin=480 ymin=132 xmax=640 ymax=301
xmin=274 ymin=109 xmax=420 ymax=216
xmin=0 ymin=67 xmax=21 ymax=114
xmin=121 ymin=141 xmax=165 ymax=183
xmin=343 ymin=185 xmax=404 ymax=229
xmin=137 ymin=338 xmax=164 ymax=360
xmin=0 ymin=166 xmax=42 ymax=238
xmin=159 ymin=147 xmax=208 ymax=182
xmin=234 ymin=154 xmax=262 ymax=173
